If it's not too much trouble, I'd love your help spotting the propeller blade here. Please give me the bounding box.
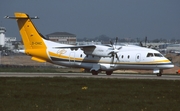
[110,40,113,45]
[115,37,118,44]
[108,51,113,56]
[111,55,114,63]
[140,41,143,47]
[117,47,122,50]
[116,53,120,61]
[145,36,147,46]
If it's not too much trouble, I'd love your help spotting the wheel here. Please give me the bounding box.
[106,71,113,75]
[91,70,98,75]
[156,70,163,77]
[156,73,162,76]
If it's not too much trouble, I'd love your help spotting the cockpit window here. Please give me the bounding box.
[147,53,153,57]
[147,53,163,57]
[154,53,163,57]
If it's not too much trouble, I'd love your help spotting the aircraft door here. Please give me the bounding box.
[135,53,141,62]
[69,52,75,65]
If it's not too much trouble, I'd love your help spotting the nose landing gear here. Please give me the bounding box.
[156,70,163,77]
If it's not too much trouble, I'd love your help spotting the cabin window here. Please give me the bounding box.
[121,55,124,58]
[154,53,163,57]
[147,53,153,57]
[80,54,82,57]
[128,55,130,59]
[137,56,139,59]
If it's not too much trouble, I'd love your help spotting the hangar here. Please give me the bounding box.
[46,32,76,45]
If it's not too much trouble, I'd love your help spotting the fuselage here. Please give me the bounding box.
[45,40,174,72]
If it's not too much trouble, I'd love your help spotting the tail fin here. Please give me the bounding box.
[14,12,47,49]
[5,12,50,62]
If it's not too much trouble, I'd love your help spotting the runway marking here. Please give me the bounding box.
[0,72,180,80]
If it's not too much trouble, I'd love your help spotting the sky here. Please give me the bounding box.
[0,0,180,41]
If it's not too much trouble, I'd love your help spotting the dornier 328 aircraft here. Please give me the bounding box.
[5,12,174,76]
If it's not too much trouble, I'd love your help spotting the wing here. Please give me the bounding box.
[53,45,96,50]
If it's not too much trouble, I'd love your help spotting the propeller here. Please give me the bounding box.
[139,41,143,47]
[145,36,147,46]
[108,37,121,63]
[139,36,148,47]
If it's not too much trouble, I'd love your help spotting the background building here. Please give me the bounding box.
[0,27,6,47]
[0,26,18,52]
[46,32,76,45]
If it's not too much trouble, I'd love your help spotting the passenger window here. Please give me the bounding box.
[80,54,82,57]
[137,56,139,59]
[128,55,130,59]
[147,53,153,57]
[121,55,124,58]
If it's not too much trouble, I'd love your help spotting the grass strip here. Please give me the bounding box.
[0,77,180,111]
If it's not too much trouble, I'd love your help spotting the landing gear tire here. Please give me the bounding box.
[106,71,113,75]
[156,73,162,77]
[91,70,98,75]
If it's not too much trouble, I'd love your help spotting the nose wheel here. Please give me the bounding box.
[156,73,162,76]
[156,70,163,76]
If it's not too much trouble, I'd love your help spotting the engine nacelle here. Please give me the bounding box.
[83,45,112,57]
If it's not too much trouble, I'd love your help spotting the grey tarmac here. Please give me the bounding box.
[0,72,180,80]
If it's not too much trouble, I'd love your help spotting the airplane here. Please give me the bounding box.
[4,12,174,76]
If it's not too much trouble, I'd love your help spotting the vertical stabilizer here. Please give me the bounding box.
[14,12,47,49]
[4,12,51,62]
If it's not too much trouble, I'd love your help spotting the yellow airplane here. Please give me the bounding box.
[5,12,174,76]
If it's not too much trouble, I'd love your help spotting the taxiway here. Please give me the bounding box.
[0,72,180,80]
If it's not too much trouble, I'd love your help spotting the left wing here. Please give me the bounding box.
[53,45,96,50]
[53,45,114,57]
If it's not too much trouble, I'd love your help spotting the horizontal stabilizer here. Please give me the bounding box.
[4,16,39,19]
[31,57,46,62]
[18,50,25,53]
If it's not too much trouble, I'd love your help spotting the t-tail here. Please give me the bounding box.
[5,12,50,62]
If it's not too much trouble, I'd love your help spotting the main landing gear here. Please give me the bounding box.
[91,70,98,75]
[106,71,113,75]
[91,70,113,75]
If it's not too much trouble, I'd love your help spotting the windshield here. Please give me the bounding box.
[147,53,163,57]
[154,53,163,57]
